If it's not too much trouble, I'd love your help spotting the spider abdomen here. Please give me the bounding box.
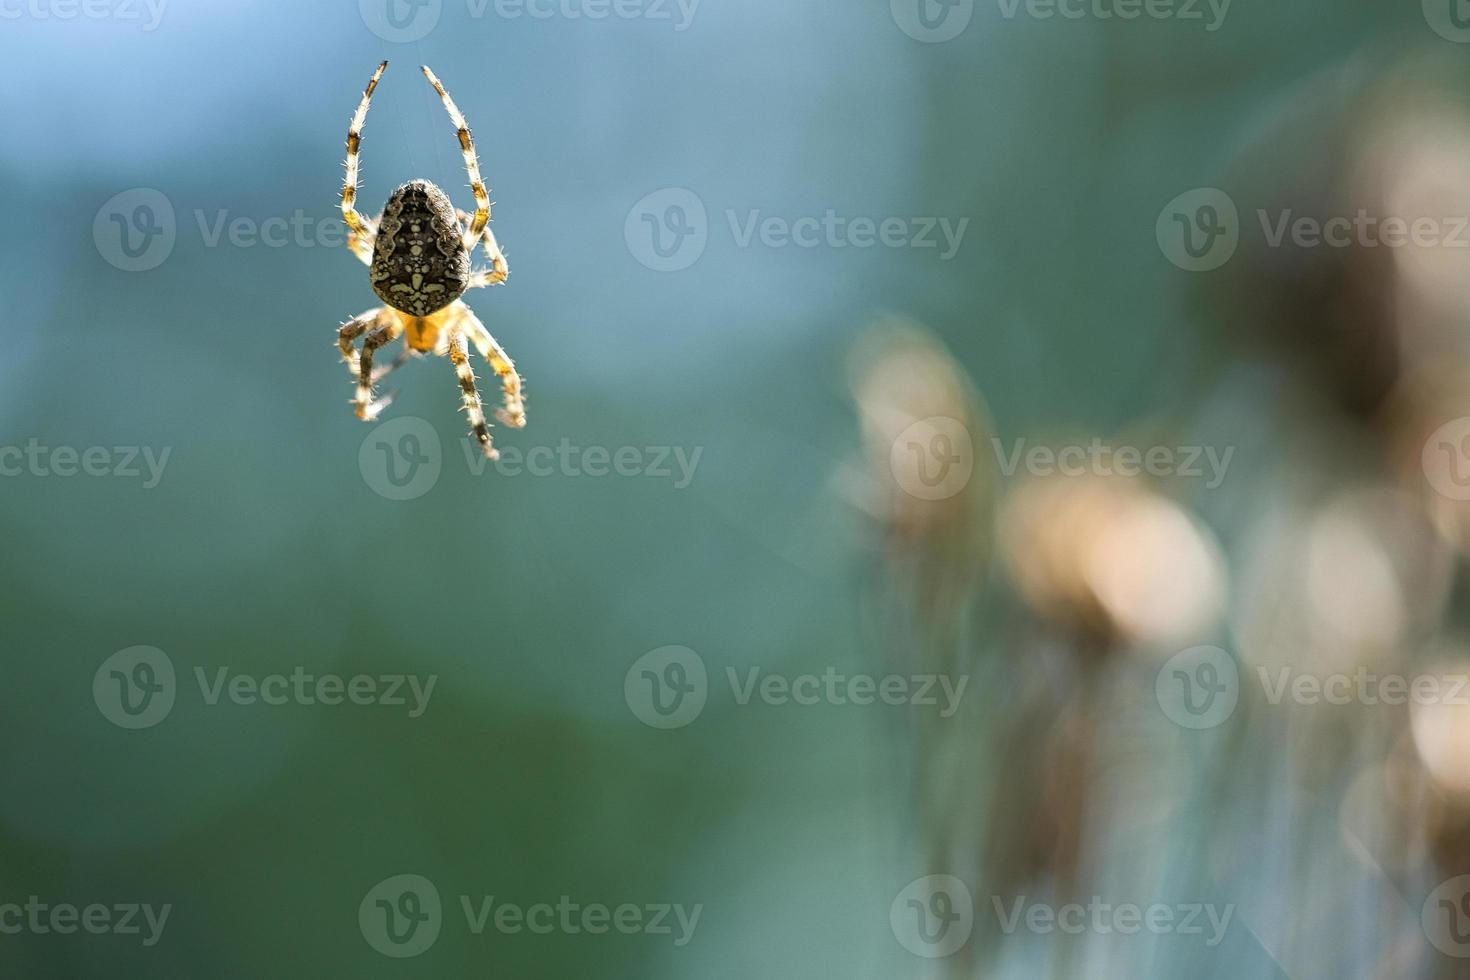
[369,179,470,317]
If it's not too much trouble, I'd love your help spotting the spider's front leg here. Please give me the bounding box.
[423,66,490,250]
[341,61,386,264]
[347,214,378,267]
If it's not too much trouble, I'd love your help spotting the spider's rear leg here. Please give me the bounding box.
[338,307,383,376]
[459,305,526,429]
[372,345,421,383]
[356,314,406,421]
[447,328,498,460]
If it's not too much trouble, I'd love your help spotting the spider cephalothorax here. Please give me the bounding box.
[336,62,525,460]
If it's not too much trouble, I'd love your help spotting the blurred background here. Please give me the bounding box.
[4,0,1470,976]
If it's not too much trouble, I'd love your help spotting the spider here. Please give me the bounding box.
[336,61,525,460]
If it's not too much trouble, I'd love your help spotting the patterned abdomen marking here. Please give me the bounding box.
[370,179,470,317]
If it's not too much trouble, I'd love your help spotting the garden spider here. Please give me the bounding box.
[337,61,525,460]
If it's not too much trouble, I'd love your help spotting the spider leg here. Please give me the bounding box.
[348,214,378,267]
[422,66,491,250]
[356,313,406,422]
[447,325,498,460]
[458,304,526,429]
[457,210,509,288]
[338,307,383,377]
[372,345,421,383]
[341,61,387,264]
